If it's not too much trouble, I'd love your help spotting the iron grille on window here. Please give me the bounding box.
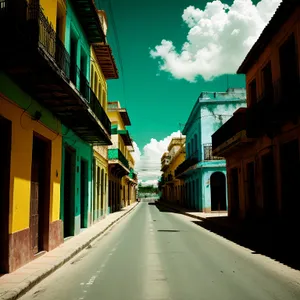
[203,144,224,160]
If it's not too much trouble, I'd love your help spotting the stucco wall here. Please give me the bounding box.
[65,0,91,88]
[60,125,93,234]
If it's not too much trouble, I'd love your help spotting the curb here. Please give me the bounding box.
[1,202,139,300]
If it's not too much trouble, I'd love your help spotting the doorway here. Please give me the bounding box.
[80,159,88,228]
[246,162,256,218]
[30,134,51,255]
[0,117,11,273]
[210,172,226,211]
[100,169,104,214]
[70,34,78,85]
[63,147,75,238]
[262,152,276,218]
[280,139,300,220]
[230,168,240,217]
[96,165,100,220]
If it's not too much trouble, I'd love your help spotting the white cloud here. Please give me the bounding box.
[131,141,141,163]
[150,0,282,81]
[138,179,159,187]
[134,131,182,185]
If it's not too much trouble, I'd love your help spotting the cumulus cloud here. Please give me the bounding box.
[138,179,159,187]
[134,131,182,185]
[131,141,141,163]
[150,0,282,81]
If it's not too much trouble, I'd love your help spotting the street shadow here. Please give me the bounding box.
[154,202,300,270]
[192,218,300,270]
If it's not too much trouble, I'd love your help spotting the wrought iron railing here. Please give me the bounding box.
[0,0,111,136]
[203,144,224,160]
[175,150,199,177]
[89,89,111,135]
[108,149,129,169]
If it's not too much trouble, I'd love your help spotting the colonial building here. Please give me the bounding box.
[0,0,114,273]
[212,0,300,221]
[91,9,118,222]
[160,138,186,205]
[107,101,137,212]
[176,89,246,212]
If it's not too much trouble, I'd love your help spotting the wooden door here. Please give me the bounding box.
[30,157,40,255]
[0,117,11,273]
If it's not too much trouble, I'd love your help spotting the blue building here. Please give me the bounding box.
[175,88,246,212]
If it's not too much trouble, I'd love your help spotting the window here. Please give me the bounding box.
[249,79,257,105]
[98,84,102,104]
[279,33,299,100]
[94,72,98,97]
[91,65,94,91]
[262,62,273,101]
[0,0,6,9]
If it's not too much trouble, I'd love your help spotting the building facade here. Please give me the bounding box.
[107,102,137,212]
[212,0,300,221]
[0,0,114,273]
[90,9,118,222]
[176,89,246,212]
[160,138,186,205]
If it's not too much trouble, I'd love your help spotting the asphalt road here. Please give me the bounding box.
[20,201,300,300]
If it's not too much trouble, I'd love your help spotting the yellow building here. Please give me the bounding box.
[124,151,138,205]
[90,10,118,222]
[0,0,66,273]
[160,138,186,205]
[0,0,110,272]
[107,101,137,212]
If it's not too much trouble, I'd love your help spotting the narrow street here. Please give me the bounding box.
[20,201,300,300]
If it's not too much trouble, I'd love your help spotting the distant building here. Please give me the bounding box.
[160,137,186,205]
[212,0,300,221]
[176,88,246,212]
[107,101,138,212]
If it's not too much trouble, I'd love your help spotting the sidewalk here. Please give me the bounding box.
[0,202,139,300]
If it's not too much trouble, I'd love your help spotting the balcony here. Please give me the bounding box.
[108,102,131,126]
[203,144,224,160]
[161,157,170,172]
[71,0,105,44]
[93,44,118,79]
[0,1,111,145]
[212,108,254,156]
[111,127,132,146]
[175,151,199,177]
[128,168,138,181]
[108,149,130,177]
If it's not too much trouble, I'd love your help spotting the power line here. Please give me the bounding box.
[105,0,127,109]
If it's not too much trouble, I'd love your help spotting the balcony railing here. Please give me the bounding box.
[129,168,138,181]
[0,0,111,137]
[76,67,111,135]
[108,149,129,169]
[212,109,247,150]
[203,144,224,160]
[175,150,199,177]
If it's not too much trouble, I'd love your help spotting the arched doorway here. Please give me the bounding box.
[210,172,226,211]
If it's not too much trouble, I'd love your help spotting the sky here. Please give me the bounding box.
[96,0,282,185]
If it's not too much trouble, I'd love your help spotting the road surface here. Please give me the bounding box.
[20,200,300,300]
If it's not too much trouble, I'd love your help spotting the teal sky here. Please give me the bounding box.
[96,0,251,149]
